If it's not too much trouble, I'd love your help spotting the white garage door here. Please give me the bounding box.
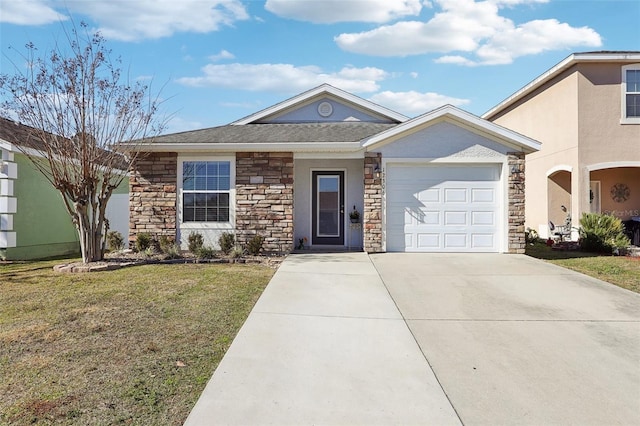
[386,164,502,252]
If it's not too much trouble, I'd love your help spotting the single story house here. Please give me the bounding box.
[484,51,640,243]
[128,84,540,254]
[0,117,129,260]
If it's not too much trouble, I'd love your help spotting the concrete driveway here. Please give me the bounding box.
[185,252,640,425]
[372,253,640,425]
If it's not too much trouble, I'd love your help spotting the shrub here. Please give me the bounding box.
[135,232,152,252]
[525,227,539,244]
[197,246,215,260]
[246,234,265,256]
[231,246,245,259]
[158,235,174,254]
[218,232,235,255]
[106,230,124,251]
[163,244,182,260]
[188,232,204,255]
[579,213,630,253]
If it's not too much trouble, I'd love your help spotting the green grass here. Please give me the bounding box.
[0,260,274,425]
[526,241,640,294]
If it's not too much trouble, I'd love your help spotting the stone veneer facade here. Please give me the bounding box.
[129,153,177,246]
[235,152,294,254]
[363,153,383,253]
[507,152,526,253]
[128,150,527,255]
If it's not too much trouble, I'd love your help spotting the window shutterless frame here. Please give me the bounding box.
[182,160,231,222]
[622,64,640,124]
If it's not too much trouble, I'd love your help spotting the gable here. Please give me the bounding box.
[232,84,407,125]
[256,95,397,124]
[376,121,511,159]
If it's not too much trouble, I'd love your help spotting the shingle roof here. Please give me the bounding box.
[0,117,48,149]
[149,122,398,144]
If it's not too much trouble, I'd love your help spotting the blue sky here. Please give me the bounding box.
[1,0,639,133]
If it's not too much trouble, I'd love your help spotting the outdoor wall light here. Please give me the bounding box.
[510,164,521,179]
[374,164,382,179]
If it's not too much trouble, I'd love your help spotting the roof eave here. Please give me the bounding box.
[364,105,540,154]
[122,141,365,153]
[483,52,640,120]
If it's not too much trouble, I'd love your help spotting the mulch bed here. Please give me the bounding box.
[53,250,284,273]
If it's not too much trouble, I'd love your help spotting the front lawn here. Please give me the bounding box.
[526,241,640,294]
[0,261,274,425]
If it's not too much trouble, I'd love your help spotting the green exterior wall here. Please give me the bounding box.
[1,154,80,260]
[0,153,130,261]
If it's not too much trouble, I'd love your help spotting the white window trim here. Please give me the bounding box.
[621,64,640,124]
[177,155,235,231]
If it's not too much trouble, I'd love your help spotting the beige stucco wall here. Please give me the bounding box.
[490,68,580,236]
[490,61,640,236]
[590,167,640,220]
[577,63,640,220]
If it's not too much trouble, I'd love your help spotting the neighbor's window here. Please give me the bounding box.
[182,161,230,222]
[623,65,640,122]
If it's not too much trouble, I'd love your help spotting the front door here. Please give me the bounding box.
[312,171,345,246]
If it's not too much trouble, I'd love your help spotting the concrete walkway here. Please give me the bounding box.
[185,252,640,425]
[184,252,461,425]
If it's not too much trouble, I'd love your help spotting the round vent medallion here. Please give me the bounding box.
[317,101,333,117]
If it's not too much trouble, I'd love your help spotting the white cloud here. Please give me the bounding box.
[265,0,423,23]
[369,90,470,115]
[472,19,602,65]
[164,116,204,134]
[4,0,249,41]
[0,0,67,25]
[336,0,601,64]
[177,63,388,93]
[209,49,235,62]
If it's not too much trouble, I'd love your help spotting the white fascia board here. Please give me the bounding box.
[483,52,640,119]
[231,84,408,125]
[363,105,541,153]
[128,141,365,153]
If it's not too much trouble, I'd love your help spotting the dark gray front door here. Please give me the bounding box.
[312,171,345,246]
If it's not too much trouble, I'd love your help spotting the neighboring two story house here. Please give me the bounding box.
[484,52,640,243]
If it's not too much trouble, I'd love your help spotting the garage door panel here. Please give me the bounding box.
[444,234,467,248]
[471,211,494,226]
[444,188,467,203]
[444,211,467,225]
[420,210,440,225]
[417,233,439,248]
[386,164,501,252]
[472,188,495,203]
[472,234,494,248]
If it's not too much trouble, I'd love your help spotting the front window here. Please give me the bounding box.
[182,161,230,222]
[622,65,640,123]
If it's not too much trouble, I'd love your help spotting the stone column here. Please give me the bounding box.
[508,152,526,253]
[236,152,294,254]
[129,153,177,247]
[363,152,383,253]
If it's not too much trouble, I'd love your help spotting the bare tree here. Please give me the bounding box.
[0,22,163,263]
